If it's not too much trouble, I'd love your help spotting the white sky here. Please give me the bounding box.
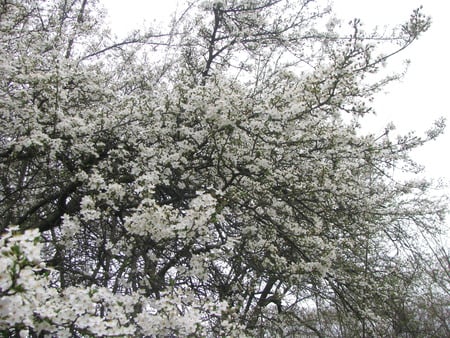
[104,0,450,185]
[332,0,450,184]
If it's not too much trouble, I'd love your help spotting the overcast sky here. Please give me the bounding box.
[333,0,449,184]
[104,0,450,185]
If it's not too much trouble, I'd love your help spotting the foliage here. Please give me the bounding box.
[0,0,448,336]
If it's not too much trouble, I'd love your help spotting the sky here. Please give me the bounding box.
[332,0,450,183]
[104,0,450,186]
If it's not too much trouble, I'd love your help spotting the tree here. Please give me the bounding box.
[0,0,448,336]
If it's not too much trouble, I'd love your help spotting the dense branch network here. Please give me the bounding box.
[0,0,448,337]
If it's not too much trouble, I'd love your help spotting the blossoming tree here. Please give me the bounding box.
[0,0,448,336]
